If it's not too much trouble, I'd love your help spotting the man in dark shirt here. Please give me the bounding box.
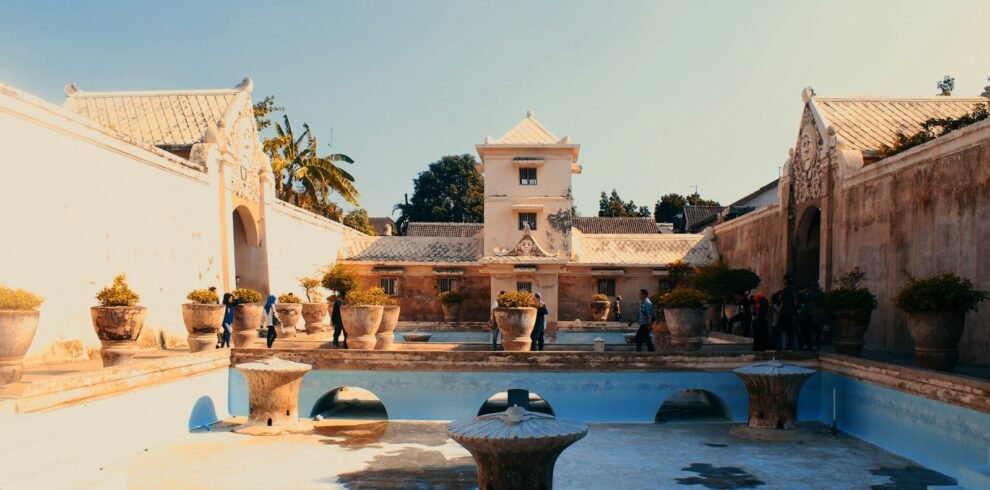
[531,292,549,351]
[629,289,656,352]
[778,275,797,350]
[332,291,347,349]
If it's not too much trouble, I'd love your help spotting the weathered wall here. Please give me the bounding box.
[266,201,351,299]
[557,270,656,322]
[356,269,490,322]
[833,122,990,363]
[713,205,787,295]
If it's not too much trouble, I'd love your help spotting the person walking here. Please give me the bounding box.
[628,289,656,352]
[219,292,237,349]
[752,293,771,351]
[331,292,347,349]
[531,292,549,351]
[613,295,622,322]
[491,291,505,350]
[263,295,281,349]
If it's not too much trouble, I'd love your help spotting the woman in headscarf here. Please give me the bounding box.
[219,293,237,349]
[263,295,281,349]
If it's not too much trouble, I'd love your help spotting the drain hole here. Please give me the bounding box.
[267,418,272,426]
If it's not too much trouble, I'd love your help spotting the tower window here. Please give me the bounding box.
[519,168,537,185]
[518,213,537,230]
[379,277,398,296]
[516,282,533,293]
[438,278,457,293]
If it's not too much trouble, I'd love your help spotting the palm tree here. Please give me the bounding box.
[267,115,360,214]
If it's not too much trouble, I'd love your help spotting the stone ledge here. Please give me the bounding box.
[1,350,230,414]
[231,349,818,372]
[819,353,990,414]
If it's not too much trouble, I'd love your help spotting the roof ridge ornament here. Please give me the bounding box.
[234,77,253,92]
[64,82,80,97]
[801,86,815,104]
[526,109,534,118]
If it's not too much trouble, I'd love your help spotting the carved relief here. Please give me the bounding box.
[792,108,826,204]
[225,101,264,202]
[499,226,553,257]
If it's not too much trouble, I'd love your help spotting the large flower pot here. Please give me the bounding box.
[830,309,872,357]
[442,303,461,322]
[663,307,707,351]
[705,304,721,332]
[340,305,384,349]
[376,305,400,350]
[275,304,303,338]
[589,301,610,321]
[301,303,328,334]
[906,311,966,372]
[181,303,224,353]
[232,303,264,348]
[652,319,671,352]
[494,307,537,351]
[0,310,40,384]
[91,306,146,367]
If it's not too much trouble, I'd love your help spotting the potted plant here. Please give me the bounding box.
[722,268,761,325]
[439,291,466,322]
[590,293,610,321]
[182,288,224,353]
[341,287,388,349]
[276,293,304,338]
[493,290,538,351]
[0,285,43,384]
[376,297,400,351]
[300,277,328,335]
[91,274,145,367]
[691,263,729,331]
[825,268,877,356]
[661,287,710,351]
[894,273,989,372]
[322,264,358,295]
[231,287,265,348]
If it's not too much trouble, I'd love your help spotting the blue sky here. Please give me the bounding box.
[2,0,988,218]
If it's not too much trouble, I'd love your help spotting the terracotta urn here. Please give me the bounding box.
[589,301,610,321]
[652,320,671,351]
[829,308,872,357]
[181,303,224,353]
[494,307,537,351]
[375,305,400,350]
[340,305,384,349]
[705,304,722,331]
[663,307,707,351]
[275,303,303,338]
[90,306,146,367]
[441,302,461,322]
[0,310,40,384]
[232,303,264,348]
[905,311,966,372]
[301,302,328,334]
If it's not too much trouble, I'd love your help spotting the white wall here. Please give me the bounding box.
[265,201,352,299]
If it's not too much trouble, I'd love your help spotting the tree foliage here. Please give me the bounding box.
[393,154,484,234]
[654,193,721,223]
[597,189,651,217]
[877,103,990,159]
[936,75,955,96]
[343,208,377,235]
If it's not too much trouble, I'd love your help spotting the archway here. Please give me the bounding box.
[310,386,388,420]
[656,389,731,423]
[232,206,267,293]
[793,207,821,287]
[477,389,555,417]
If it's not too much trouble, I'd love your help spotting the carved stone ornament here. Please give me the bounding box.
[226,101,263,202]
[792,108,826,204]
[499,225,552,257]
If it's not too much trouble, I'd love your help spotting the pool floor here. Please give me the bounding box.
[101,420,953,489]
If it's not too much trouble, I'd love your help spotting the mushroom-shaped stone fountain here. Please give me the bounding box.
[447,406,587,490]
[734,359,815,430]
[234,356,312,436]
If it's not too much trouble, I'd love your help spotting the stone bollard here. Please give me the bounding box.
[734,359,815,430]
[447,406,587,490]
[593,337,605,352]
[234,356,312,436]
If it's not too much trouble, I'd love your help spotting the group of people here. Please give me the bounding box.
[489,291,550,351]
[726,274,826,352]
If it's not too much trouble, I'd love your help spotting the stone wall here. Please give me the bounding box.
[357,270,490,322]
[558,271,657,322]
[713,205,787,295]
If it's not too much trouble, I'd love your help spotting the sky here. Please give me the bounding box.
[2,0,988,218]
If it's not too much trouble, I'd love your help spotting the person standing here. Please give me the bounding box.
[531,292,549,351]
[491,291,505,350]
[219,293,237,349]
[628,289,656,352]
[332,292,347,349]
[779,275,798,351]
[613,295,622,322]
[752,294,771,351]
[263,295,281,349]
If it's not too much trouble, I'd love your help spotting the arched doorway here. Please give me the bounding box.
[232,206,268,293]
[656,389,731,423]
[793,207,821,287]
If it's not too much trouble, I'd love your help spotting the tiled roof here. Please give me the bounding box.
[573,217,659,234]
[339,236,481,263]
[490,111,562,145]
[683,206,725,232]
[571,231,716,266]
[811,96,989,152]
[406,222,484,238]
[64,86,241,149]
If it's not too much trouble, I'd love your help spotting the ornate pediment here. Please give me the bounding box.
[497,226,553,257]
[792,107,826,204]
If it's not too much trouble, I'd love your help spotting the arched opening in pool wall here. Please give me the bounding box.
[310,386,389,420]
[477,388,555,417]
[656,389,732,423]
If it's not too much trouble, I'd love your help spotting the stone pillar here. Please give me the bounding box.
[234,356,312,435]
[447,406,587,490]
[734,359,815,429]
